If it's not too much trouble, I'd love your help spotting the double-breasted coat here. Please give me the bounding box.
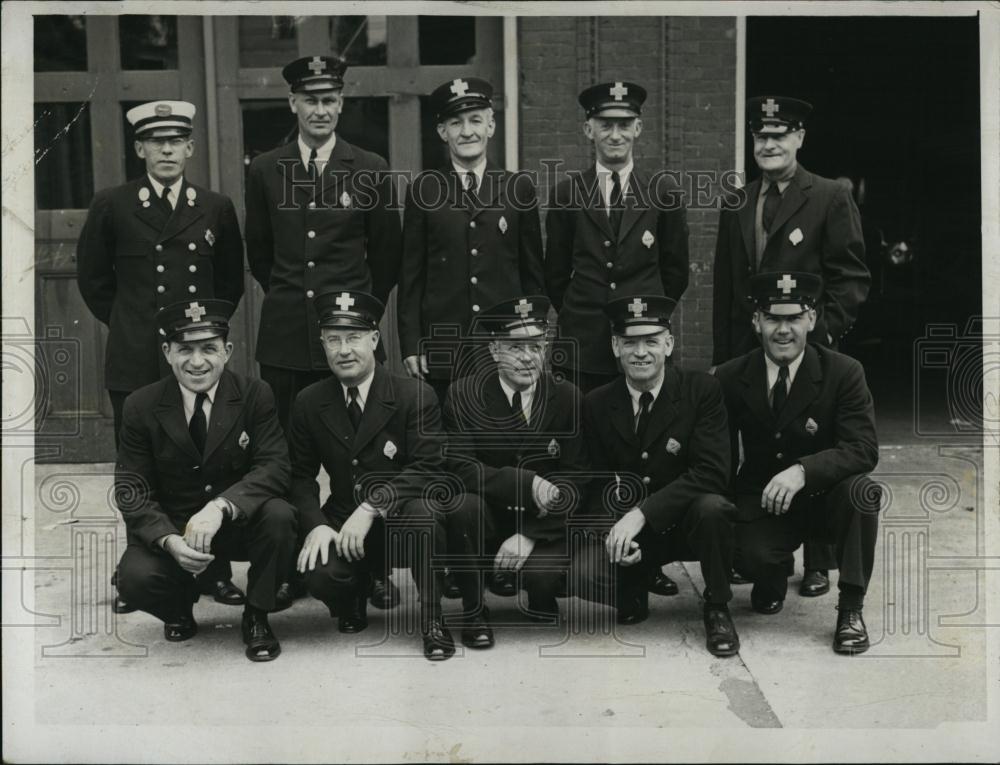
[544,166,689,375]
[76,177,245,392]
[712,165,870,364]
[245,138,402,371]
[114,369,290,549]
[442,372,589,543]
[397,166,544,378]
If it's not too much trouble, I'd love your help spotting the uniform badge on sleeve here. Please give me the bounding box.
[666,437,682,455]
[138,187,151,208]
[238,431,250,450]
[186,187,197,207]
[805,417,819,435]
[383,440,398,459]
[547,438,560,457]
[499,216,508,234]
[789,227,804,246]
[341,191,352,209]
[642,229,655,249]
[204,228,215,246]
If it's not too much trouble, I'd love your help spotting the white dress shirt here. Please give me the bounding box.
[179,380,219,426]
[596,159,634,213]
[498,376,535,423]
[298,132,337,173]
[625,375,664,417]
[452,157,487,192]
[147,175,183,209]
[341,369,375,412]
[764,350,805,406]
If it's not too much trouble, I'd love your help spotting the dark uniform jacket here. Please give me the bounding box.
[582,365,730,532]
[545,166,689,375]
[245,137,402,371]
[442,372,589,542]
[397,165,544,376]
[713,344,879,520]
[288,366,446,533]
[114,369,290,549]
[712,165,870,364]
[76,177,245,392]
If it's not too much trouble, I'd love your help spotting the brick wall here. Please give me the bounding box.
[519,16,738,369]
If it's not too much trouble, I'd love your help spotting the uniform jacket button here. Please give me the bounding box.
[156,265,165,273]
[776,452,784,460]
[472,304,480,312]
[205,484,213,493]
[307,261,315,268]
[469,221,476,228]
[470,276,478,285]
[188,243,196,251]
[470,248,478,256]
[641,451,649,460]
[351,459,359,466]
[308,201,316,209]
[642,476,651,485]
[606,262,613,269]
[189,264,197,273]
[188,285,197,293]
[610,282,617,290]
[155,244,163,252]
[306,290,315,298]
[603,240,611,247]
[307,230,316,238]
[775,432,781,439]
[157,285,166,293]
[354,484,362,492]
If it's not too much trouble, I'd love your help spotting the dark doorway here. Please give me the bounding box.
[746,16,982,443]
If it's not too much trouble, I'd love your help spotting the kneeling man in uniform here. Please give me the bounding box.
[115,300,297,661]
[572,295,740,657]
[289,290,485,661]
[714,272,880,653]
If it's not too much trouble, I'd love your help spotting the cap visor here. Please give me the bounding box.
[168,327,226,343]
[617,323,670,337]
[320,317,375,330]
[590,107,640,119]
[137,127,192,139]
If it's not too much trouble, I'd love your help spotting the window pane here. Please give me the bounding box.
[119,15,178,70]
[35,102,93,210]
[121,102,148,182]
[238,16,298,68]
[242,97,390,169]
[35,15,87,71]
[419,16,476,65]
[331,16,387,66]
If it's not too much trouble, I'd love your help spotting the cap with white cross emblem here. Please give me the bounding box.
[430,77,494,121]
[748,270,822,312]
[282,55,347,93]
[746,95,813,135]
[157,299,234,342]
[578,81,647,118]
[314,289,385,330]
[605,294,676,337]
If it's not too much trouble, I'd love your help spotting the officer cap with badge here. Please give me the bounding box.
[282,55,348,93]
[314,290,385,331]
[578,81,647,119]
[605,295,677,337]
[126,101,196,139]
[477,295,551,339]
[748,271,823,315]
[430,77,494,122]
[157,299,234,343]
[747,95,813,136]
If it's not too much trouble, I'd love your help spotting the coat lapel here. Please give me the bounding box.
[469,164,505,221]
[275,140,319,206]
[616,167,646,243]
[608,377,639,448]
[319,137,357,209]
[202,371,242,463]
[154,379,202,462]
[351,366,397,457]
[318,378,355,452]
[763,167,811,252]
[578,168,615,241]
[484,375,524,447]
[133,178,170,233]
[738,178,760,266]
[640,366,680,450]
[776,344,822,430]
[739,350,774,428]
[158,179,205,242]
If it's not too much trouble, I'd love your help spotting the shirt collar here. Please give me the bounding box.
[341,369,375,408]
[178,379,219,414]
[452,158,487,187]
[497,374,535,406]
[147,174,183,199]
[298,132,337,167]
[764,349,805,389]
[761,165,796,193]
[597,159,634,182]
[625,375,663,411]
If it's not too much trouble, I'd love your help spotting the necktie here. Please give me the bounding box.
[189,392,208,454]
[347,386,363,432]
[159,185,173,215]
[635,391,653,441]
[463,171,479,206]
[511,390,527,428]
[772,365,789,416]
[308,147,318,176]
[609,171,624,236]
[762,183,781,232]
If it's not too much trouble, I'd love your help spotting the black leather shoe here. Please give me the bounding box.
[202,579,246,606]
[242,609,281,662]
[337,595,368,634]
[422,617,456,661]
[443,571,462,600]
[112,594,137,614]
[703,605,740,657]
[163,614,197,642]
[370,575,400,610]
[833,608,870,654]
[751,597,784,615]
[728,569,752,585]
[648,569,679,596]
[488,570,517,597]
[460,607,495,649]
[616,591,649,625]
[799,569,831,597]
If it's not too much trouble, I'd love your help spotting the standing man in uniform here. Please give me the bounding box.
[545,81,689,596]
[442,296,589,629]
[714,272,880,653]
[77,100,247,611]
[245,56,403,610]
[712,96,871,596]
[398,77,544,405]
[115,300,297,662]
[571,296,740,658]
[289,290,486,661]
